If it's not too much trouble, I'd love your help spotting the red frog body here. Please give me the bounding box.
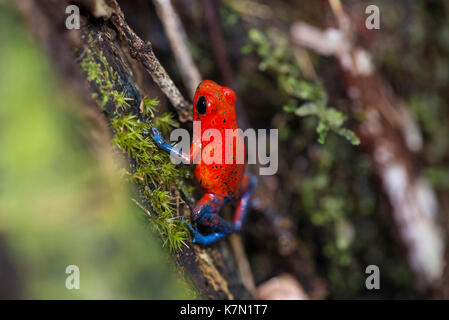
[193,80,245,198]
[149,80,256,245]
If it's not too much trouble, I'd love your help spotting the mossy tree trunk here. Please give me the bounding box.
[17,0,248,299]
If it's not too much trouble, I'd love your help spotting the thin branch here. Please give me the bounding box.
[105,0,193,122]
[203,0,234,87]
[229,234,256,296]
[132,198,152,217]
[153,0,202,99]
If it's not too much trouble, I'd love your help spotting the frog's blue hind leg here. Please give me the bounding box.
[184,193,234,245]
[182,176,257,244]
[233,174,257,232]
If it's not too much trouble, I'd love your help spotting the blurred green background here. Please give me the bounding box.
[0,4,192,299]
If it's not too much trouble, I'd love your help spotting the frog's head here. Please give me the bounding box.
[193,80,236,121]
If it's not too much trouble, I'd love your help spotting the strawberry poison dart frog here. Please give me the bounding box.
[147,80,257,245]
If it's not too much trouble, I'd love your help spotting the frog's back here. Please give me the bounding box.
[193,80,246,197]
[195,161,245,198]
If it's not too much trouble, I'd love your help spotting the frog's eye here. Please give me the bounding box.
[196,96,207,115]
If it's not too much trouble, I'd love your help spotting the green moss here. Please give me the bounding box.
[80,47,131,110]
[80,36,192,252]
[111,113,193,252]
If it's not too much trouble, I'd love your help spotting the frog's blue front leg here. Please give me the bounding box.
[145,126,189,162]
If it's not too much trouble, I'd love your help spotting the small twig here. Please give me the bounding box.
[203,0,234,87]
[229,234,256,296]
[328,0,351,35]
[132,198,152,217]
[153,0,202,99]
[292,47,317,80]
[125,170,145,181]
[106,0,193,121]
[223,0,273,21]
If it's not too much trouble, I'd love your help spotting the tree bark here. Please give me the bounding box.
[16,0,248,299]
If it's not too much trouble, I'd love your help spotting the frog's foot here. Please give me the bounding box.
[184,193,235,245]
[181,218,229,245]
[233,174,257,232]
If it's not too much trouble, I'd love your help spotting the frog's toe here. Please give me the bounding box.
[151,133,164,147]
[181,218,195,232]
[181,218,200,243]
[151,126,160,137]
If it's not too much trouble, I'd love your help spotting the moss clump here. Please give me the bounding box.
[80,37,192,252]
[111,107,193,252]
[80,45,132,110]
